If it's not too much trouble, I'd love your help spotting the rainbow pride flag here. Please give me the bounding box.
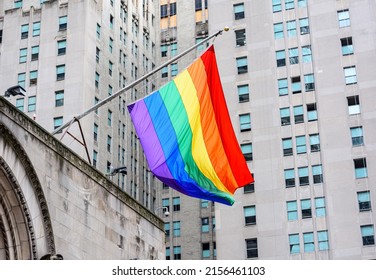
[127,46,253,205]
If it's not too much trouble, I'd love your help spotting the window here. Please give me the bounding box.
[344,66,357,84]
[58,40,66,55]
[161,45,167,57]
[31,46,39,61]
[27,96,36,112]
[318,230,329,251]
[16,98,24,111]
[29,70,38,85]
[18,73,26,88]
[160,4,168,18]
[53,116,63,130]
[301,199,312,219]
[21,24,29,39]
[358,191,371,212]
[162,198,170,212]
[304,74,315,91]
[236,57,248,74]
[164,223,171,236]
[237,84,249,102]
[280,107,290,125]
[0,30,2,44]
[241,143,253,161]
[289,48,299,64]
[235,29,246,47]
[299,18,309,35]
[310,134,320,152]
[59,16,67,31]
[244,181,255,193]
[354,158,367,178]
[96,47,100,63]
[173,221,180,237]
[107,110,112,126]
[315,197,326,217]
[347,95,360,115]
[351,126,364,146]
[201,218,209,233]
[298,167,309,186]
[19,48,27,63]
[109,37,113,53]
[244,206,256,225]
[289,234,300,254]
[202,243,210,258]
[341,37,353,55]
[171,63,178,77]
[302,45,312,62]
[234,3,245,20]
[195,0,208,10]
[296,136,306,154]
[312,165,323,183]
[239,113,251,132]
[303,232,314,252]
[361,225,375,246]
[293,105,304,123]
[93,123,98,142]
[56,65,65,80]
[110,14,114,29]
[92,150,97,167]
[272,0,282,13]
[287,20,296,37]
[173,197,180,211]
[285,0,294,10]
[173,246,181,260]
[338,9,350,28]
[161,66,168,78]
[15,0,23,8]
[287,201,298,221]
[96,23,101,39]
[245,238,258,258]
[32,22,41,36]
[95,72,100,88]
[285,168,295,187]
[274,23,284,39]
[108,85,113,96]
[278,78,288,96]
[109,61,113,76]
[282,138,293,156]
[201,199,209,208]
[291,76,301,94]
[298,0,307,7]
[276,50,286,67]
[307,103,317,121]
[107,135,112,152]
[165,247,170,260]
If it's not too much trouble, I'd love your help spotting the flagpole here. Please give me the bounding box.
[52,28,229,135]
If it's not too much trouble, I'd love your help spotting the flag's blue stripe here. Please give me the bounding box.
[143,90,233,205]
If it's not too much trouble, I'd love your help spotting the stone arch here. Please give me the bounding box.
[0,124,55,259]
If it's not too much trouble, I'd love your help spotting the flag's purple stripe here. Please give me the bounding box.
[128,99,190,196]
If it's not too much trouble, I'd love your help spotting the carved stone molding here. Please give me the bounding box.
[0,124,56,258]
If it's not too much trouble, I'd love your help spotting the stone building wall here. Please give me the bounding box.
[0,96,164,260]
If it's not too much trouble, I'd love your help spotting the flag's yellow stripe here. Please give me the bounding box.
[174,70,231,194]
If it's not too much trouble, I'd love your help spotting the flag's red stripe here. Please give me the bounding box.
[202,46,254,187]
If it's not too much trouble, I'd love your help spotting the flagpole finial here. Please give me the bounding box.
[224,27,230,32]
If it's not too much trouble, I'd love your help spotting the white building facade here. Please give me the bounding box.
[210,0,376,259]
[0,0,161,211]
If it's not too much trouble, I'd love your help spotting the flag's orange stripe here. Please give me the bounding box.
[188,59,238,194]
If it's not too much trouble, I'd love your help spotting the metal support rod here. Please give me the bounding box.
[52,28,227,135]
